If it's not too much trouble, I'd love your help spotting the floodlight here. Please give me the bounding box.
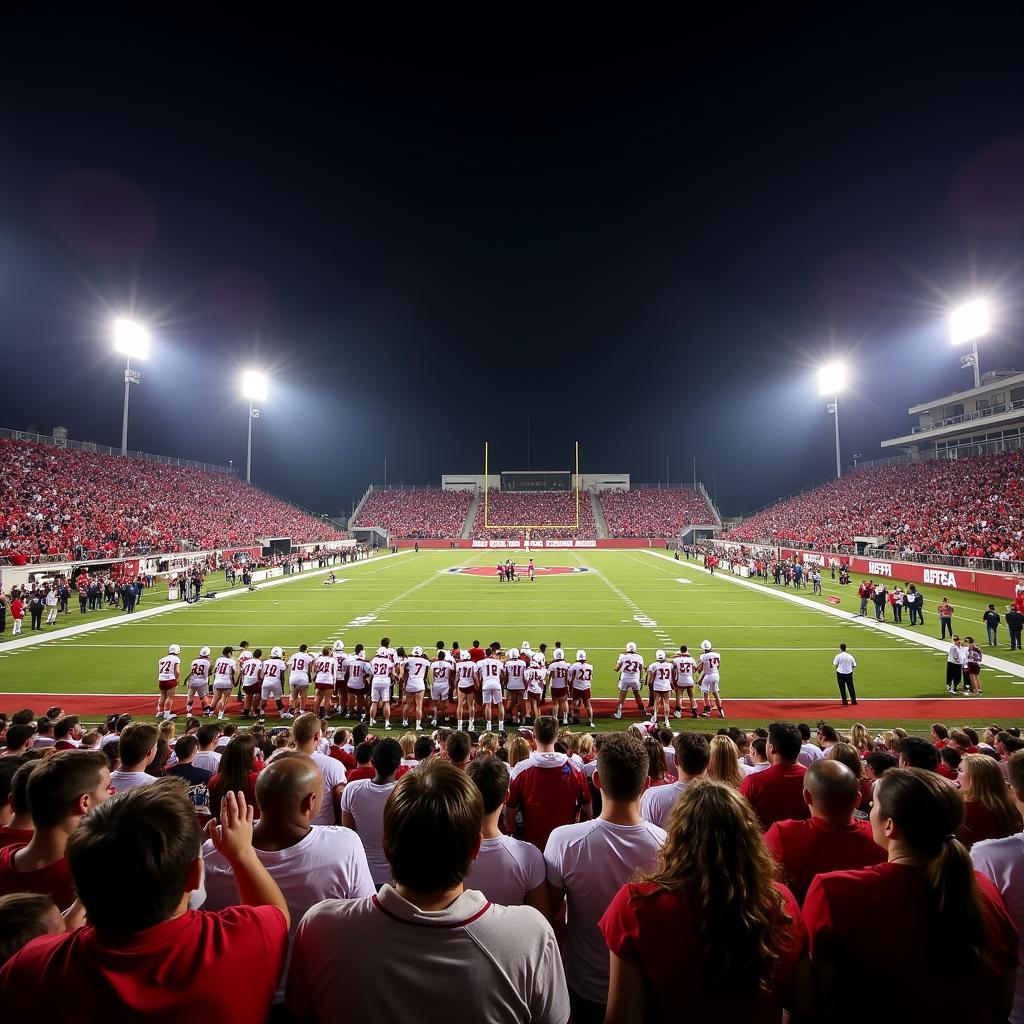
[950,299,991,346]
[817,362,846,397]
[241,370,268,402]
[112,318,151,360]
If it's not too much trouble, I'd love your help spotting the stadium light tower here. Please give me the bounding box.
[112,318,151,456]
[241,370,268,483]
[817,361,846,479]
[950,298,991,389]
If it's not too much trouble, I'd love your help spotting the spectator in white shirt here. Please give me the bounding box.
[287,759,569,1024]
[202,753,374,1004]
[464,754,548,916]
[108,723,158,791]
[797,723,825,767]
[545,731,666,1024]
[640,732,709,828]
[291,714,346,826]
[340,737,401,885]
[744,736,771,775]
[972,749,1024,1024]
[191,724,223,774]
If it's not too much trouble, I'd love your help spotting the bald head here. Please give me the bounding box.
[255,753,322,819]
[804,758,861,819]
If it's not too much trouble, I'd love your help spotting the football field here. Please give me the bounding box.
[3,548,1024,729]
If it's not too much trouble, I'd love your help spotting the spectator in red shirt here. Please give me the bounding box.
[931,722,950,749]
[803,768,1019,1020]
[9,597,23,636]
[764,759,885,904]
[0,781,289,1022]
[740,722,809,830]
[505,715,592,850]
[1,725,33,758]
[938,745,962,781]
[600,779,809,1021]
[956,753,1023,849]
[0,760,35,850]
[0,751,110,910]
[346,742,376,781]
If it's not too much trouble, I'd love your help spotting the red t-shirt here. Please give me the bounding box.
[507,754,590,850]
[0,826,34,850]
[600,880,806,1017]
[468,647,487,662]
[0,906,287,1022]
[0,845,75,909]
[803,862,1018,1018]
[957,800,1018,849]
[328,746,357,772]
[763,816,886,904]
[346,766,375,782]
[740,763,809,830]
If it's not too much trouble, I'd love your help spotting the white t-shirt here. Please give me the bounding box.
[157,653,180,682]
[109,770,157,792]
[614,653,644,686]
[340,778,397,884]
[639,780,689,829]
[287,886,569,1024]
[202,825,375,1003]
[477,657,504,691]
[544,818,666,1002]
[972,832,1024,1024]
[797,743,825,767]
[310,751,347,826]
[833,651,856,674]
[192,750,222,773]
[464,834,546,907]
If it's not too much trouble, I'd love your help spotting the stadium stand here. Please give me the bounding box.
[729,451,1024,559]
[470,490,597,540]
[599,487,715,538]
[349,488,473,539]
[0,437,345,563]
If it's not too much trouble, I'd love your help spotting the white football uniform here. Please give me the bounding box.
[699,651,722,693]
[212,656,236,690]
[261,657,287,700]
[648,660,673,693]
[241,657,264,692]
[548,661,570,693]
[477,657,504,704]
[344,654,369,691]
[504,658,527,691]
[157,653,180,685]
[567,661,594,693]
[430,659,453,700]
[404,655,430,694]
[370,655,392,703]
[288,651,313,687]
[672,654,697,690]
[526,665,547,697]
[186,657,210,696]
[456,660,478,692]
[615,653,644,691]
[313,655,337,689]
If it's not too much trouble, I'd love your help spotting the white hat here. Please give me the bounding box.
[522,640,532,650]
[412,645,423,657]
[271,646,283,658]
[656,649,666,661]
[460,650,471,661]
[625,641,637,653]
[553,648,565,661]
[333,640,345,652]
[509,648,520,658]
[168,644,180,655]
[576,649,587,662]
[532,653,545,666]
[701,639,713,652]
[199,646,210,658]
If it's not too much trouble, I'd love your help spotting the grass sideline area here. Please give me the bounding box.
[2,549,1023,732]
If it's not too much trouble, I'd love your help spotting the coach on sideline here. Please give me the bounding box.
[832,644,857,706]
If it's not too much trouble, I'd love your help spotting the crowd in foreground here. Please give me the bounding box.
[1,709,1023,1022]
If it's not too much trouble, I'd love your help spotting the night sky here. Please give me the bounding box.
[2,11,1024,517]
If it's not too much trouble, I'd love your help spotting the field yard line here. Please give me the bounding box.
[0,551,412,657]
[639,550,1024,680]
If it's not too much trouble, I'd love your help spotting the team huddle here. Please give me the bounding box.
[153,635,726,729]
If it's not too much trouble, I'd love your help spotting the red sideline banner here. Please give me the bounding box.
[396,538,669,550]
[779,547,1021,600]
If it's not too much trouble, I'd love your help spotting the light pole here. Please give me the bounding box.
[817,362,847,479]
[241,370,268,483]
[112,318,151,456]
[950,299,990,389]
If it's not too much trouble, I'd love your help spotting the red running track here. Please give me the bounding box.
[3,694,1023,721]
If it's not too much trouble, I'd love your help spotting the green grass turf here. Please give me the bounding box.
[1,548,1021,709]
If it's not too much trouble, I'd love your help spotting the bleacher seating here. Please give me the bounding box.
[349,489,473,538]
[599,487,715,538]
[0,437,345,562]
[729,451,1024,559]
[470,490,597,540]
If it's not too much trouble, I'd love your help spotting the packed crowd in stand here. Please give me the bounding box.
[349,488,473,538]
[2,707,1024,1021]
[471,490,598,540]
[0,437,345,563]
[598,487,715,537]
[729,450,1024,559]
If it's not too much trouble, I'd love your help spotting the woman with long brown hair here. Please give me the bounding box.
[643,736,674,787]
[600,779,809,1020]
[208,734,259,819]
[804,768,1017,1020]
[706,734,743,788]
[957,753,1023,848]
